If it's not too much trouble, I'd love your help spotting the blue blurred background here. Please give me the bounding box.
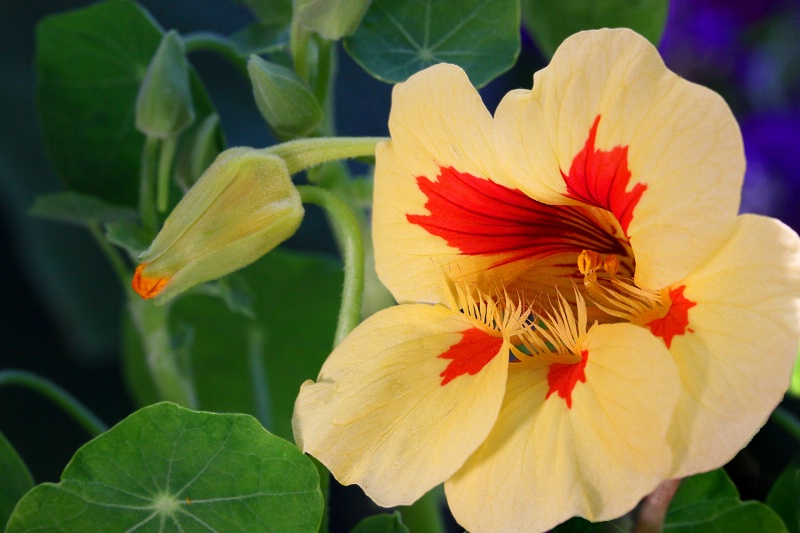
[0,0,798,527]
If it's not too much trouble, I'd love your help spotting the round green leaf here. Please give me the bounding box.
[344,0,520,88]
[521,0,669,58]
[6,402,323,532]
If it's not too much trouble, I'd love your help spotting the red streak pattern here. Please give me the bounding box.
[546,350,589,409]
[438,328,504,386]
[562,115,645,236]
[407,167,626,263]
[646,285,696,348]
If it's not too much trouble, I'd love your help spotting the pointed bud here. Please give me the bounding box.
[136,30,195,138]
[248,55,323,138]
[132,147,303,303]
[293,0,371,40]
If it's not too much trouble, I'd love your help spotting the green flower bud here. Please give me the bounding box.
[247,55,323,138]
[293,0,371,40]
[132,147,303,303]
[136,30,195,138]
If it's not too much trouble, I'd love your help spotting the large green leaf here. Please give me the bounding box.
[124,248,342,441]
[0,430,34,529]
[768,458,800,533]
[6,402,323,532]
[521,0,669,58]
[36,0,221,206]
[344,0,520,87]
[664,469,788,532]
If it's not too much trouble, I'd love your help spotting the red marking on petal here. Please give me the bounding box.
[408,167,627,263]
[647,285,696,348]
[546,350,588,409]
[132,263,169,300]
[438,328,504,386]
[562,115,645,236]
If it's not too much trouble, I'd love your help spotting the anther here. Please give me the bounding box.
[577,250,602,275]
[603,254,620,275]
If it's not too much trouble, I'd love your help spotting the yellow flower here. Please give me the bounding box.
[132,147,303,303]
[292,29,800,532]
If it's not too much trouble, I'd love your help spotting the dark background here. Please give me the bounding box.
[1,0,799,530]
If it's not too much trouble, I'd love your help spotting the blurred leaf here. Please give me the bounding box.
[351,511,409,533]
[235,0,293,26]
[768,458,800,533]
[664,469,788,532]
[790,345,800,396]
[104,220,155,260]
[551,517,609,532]
[294,0,371,40]
[36,0,219,206]
[344,0,519,87]
[521,0,669,58]
[0,430,34,528]
[6,403,323,532]
[124,249,342,441]
[30,192,138,227]
[230,22,290,55]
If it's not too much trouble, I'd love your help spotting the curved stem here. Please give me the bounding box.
[264,137,386,175]
[127,296,198,408]
[139,136,160,234]
[182,31,247,76]
[297,185,364,346]
[157,136,179,213]
[771,405,800,443]
[0,370,107,437]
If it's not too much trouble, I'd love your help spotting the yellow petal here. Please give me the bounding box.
[446,323,679,532]
[292,303,509,507]
[666,215,800,477]
[373,63,515,304]
[494,28,744,290]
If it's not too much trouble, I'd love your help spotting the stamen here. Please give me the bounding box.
[577,249,668,325]
[516,286,587,363]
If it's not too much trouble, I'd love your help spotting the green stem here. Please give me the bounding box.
[128,296,198,408]
[264,137,386,175]
[139,136,160,234]
[771,405,800,443]
[157,136,179,213]
[398,489,445,533]
[297,185,364,346]
[87,222,131,288]
[183,31,247,76]
[0,370,107,437]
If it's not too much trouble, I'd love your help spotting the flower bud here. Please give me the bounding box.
[132,147,303,303]
[136,30,195,138]
[247,55,323,138]
[293,0,371,40]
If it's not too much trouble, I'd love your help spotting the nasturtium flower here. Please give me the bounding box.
[293,29,800,532]
[132,147,303,303]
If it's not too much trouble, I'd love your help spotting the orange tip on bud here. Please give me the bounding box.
[132,263,168,300]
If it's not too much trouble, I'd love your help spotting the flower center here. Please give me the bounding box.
[577,249,670,327]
